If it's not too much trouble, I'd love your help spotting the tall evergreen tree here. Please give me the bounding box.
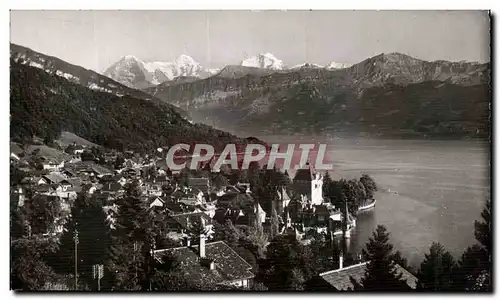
[261,235,313,291]
[350,225,411,291]
[49,193,112,289]
[390,250,413,273]
[474,197,491,258]
[309,232,340,273]
[214,219,241,249]
[455,198,491,291]
[107,181,154,290]
[114,181,151,243]
[106,240,145,291]
[245,218,268,260]
[322,171,334,201]
[417,242,457,291]
[247,161,262,191]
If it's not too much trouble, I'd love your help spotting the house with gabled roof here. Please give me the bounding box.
[32,184,56,195]
[153,237,255,289]
[90,164,113,178]
[172,187,205,206]
[123,159,138,169]
[149,196,165,209]
[214,191,259,226]
[61,168,78,178]
[42,173,67,185]
[21,176,48,186]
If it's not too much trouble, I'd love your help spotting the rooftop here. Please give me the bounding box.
[153,241,254,286]
[319,262,417,291]
[169,212,213,231]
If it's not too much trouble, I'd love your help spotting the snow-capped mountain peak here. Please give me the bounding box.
[104,54,216,89]
[241,53,285,70]
[326,61,352,70]
[174,54,198,66]
[123,55,140,61]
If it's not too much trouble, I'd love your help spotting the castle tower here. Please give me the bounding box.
[311,172,324,205]
[292,162,323,206]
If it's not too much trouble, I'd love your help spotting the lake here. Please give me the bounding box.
[260,136,490,267]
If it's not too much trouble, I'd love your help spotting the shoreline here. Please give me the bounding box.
[357,199,376,212]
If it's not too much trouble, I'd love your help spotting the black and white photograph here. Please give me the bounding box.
[8,9,492,292]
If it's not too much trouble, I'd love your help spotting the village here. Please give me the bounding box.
[10,138,415,291]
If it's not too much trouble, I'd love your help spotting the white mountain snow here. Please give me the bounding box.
[103,51,352,89]
[241,53,285,70]
[104,55,219,89]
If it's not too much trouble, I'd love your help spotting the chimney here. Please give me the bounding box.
[199,234,206,258]
[184,236,191,247]
[339,253,344,270]
[200,258,215,270]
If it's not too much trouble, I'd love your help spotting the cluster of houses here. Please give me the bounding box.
[10,141,416,290]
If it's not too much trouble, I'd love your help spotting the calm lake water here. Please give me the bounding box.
[260,136,490,267]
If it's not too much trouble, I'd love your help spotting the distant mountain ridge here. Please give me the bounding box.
[103,52,358,89]
[241,53,285,70]
[103,54,219,89]
[106,51,488,90]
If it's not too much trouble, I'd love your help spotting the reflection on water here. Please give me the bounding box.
[262,136,490,267]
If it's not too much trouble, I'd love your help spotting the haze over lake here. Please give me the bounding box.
[262,136,490,266]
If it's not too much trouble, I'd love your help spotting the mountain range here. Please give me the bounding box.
[103,52,353,89]
[10,43,491,142]
[103,54,220,89]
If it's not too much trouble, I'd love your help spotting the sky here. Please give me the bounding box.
[10,10,490,73]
